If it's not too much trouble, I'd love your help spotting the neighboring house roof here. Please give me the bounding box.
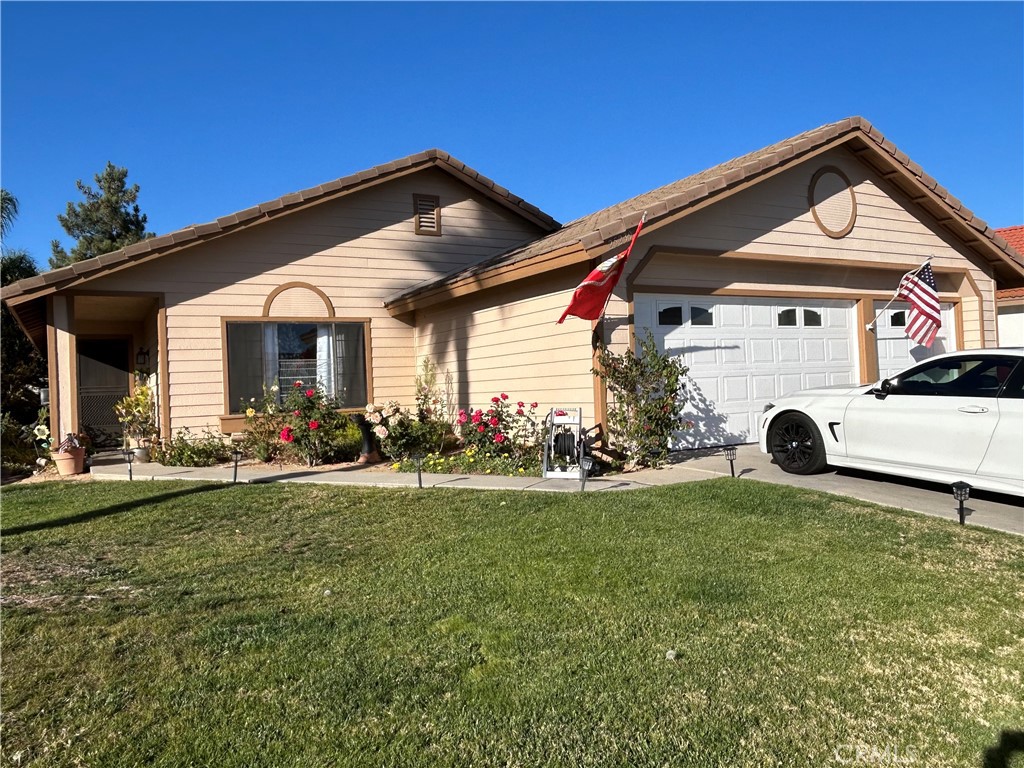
[1,149,560,307]
[995,227,1024,302]
[386,116,1024,312]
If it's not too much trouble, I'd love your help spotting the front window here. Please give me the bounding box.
[895,356,1020,398]
[227,321,368,412]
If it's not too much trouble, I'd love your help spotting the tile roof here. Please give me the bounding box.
[387,117,1024,308]
[995,227,1024,301]
[1,149,560,304]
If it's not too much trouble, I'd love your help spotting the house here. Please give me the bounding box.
[4,116,1023,451]
[995,226,1024,346]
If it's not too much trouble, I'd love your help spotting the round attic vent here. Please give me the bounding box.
[809,166,857,238]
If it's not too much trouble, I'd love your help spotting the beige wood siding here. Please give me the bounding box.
[415,270,597,425]
[606,146,998,355]
[81,169,543,432]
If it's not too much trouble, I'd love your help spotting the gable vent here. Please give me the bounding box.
[413,194,441,236]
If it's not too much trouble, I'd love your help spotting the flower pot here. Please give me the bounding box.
[51,447,86,476]
[132,446,151,463]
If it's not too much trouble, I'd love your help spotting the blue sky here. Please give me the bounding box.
[2,2,1021,270]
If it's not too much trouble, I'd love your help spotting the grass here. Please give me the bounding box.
[1,479,1022,767]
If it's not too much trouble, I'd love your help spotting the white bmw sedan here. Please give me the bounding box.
[759,348,1024,496]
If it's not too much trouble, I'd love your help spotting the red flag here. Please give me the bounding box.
[558,215,645,323]
[897,262,941,348]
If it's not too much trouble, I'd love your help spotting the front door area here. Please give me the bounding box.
[78,338,131,447]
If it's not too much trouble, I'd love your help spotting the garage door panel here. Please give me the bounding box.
[777,339,801,363]
[723,376,749,402]
[804,338,826,362]
[640,294,859,448]
[874,301,958,379]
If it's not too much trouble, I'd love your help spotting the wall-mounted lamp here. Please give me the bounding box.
[951,481,971,526]
[136,347,150,368]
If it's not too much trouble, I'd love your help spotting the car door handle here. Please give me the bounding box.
[957,406,989,414]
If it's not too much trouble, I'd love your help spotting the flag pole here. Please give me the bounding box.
[597,211,648,323]
[865,256,933,331]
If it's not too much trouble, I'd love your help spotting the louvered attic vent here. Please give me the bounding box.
[413,194,441,236]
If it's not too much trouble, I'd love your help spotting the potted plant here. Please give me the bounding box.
[114,373,158,462]
[50,431,88,476]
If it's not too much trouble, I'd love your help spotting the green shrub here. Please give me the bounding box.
[393,444,541,477]
[240,384,284,462]
[594,331,690,469]
[152,428,231,467]
[328,418,363,463]
[1,411,38,475]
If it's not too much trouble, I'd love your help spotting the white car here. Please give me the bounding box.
[759,348,1024,496]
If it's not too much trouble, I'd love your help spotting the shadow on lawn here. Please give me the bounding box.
[2,484,231,536]
[983,730,1024,768]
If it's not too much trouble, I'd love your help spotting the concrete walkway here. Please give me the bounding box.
[89,445,1023,536]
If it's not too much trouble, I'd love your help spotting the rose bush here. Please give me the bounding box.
[278,380,345,466]
[457,394,539,461]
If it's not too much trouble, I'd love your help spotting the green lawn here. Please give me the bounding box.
[2,479,1022,767]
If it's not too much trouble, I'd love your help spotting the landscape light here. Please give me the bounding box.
[951,481,971,526]
[122,448,135,481]
[724,446,738,478]
[231,448,244,484]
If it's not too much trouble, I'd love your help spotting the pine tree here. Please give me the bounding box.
[50,162,151,269]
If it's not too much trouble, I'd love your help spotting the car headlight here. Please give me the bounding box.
[762,402,776,414]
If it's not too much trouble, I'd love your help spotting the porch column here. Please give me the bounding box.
[49,295,77,439]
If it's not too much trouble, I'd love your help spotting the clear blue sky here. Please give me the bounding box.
[2,2,1022,271]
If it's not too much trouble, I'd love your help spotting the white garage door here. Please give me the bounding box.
[874,300,958,379]
[634,295,860,449]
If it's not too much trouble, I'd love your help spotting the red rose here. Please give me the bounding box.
[280,426,294,443]
[471,412,482,424]
[516,408,524,416]
[489,417,499,427]
[293,410,301,416]
[293,381,302,388]
[491,396,500,403]
[530,402,538,408]
[477,425,486,433]
[500,393,508,400]
[494,433,506,443]
[309,420,319,430]
[306,389,315,397]
[517,401,524,408]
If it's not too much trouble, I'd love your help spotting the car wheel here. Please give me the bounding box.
[769,412,827,475]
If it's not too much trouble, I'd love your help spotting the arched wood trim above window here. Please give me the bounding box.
[262,282,335,318]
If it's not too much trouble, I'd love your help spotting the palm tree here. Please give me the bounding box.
[1,189,19,240]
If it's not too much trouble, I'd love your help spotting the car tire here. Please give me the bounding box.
[769,412,828,475]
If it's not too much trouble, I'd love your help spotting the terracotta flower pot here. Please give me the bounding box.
[51,447,86,476]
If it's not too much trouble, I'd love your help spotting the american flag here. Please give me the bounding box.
[897,262,941,348]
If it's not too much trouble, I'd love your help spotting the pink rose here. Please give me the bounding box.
[306,389,315,397]
[489,417,499,427]
[494,433,506,443]
[280,427,294,443]
[477,425,486,433]
[471,412,482,424]
[293,410,301,416]
[457,410,468,425]
[309,420,319,430]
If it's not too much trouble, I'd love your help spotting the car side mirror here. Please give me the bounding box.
[873,378,894,399]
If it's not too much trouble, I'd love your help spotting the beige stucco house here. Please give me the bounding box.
[4,116,1023,450]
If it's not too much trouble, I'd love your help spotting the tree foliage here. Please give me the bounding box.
[50,162,150,269]
[1,249,47,424]
[593,331,690,469]
[1,189,19,240]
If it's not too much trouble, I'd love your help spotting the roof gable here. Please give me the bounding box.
[1,149,559,305]
[386,117,1024,312]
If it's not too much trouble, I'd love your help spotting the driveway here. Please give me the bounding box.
[642,444,1023,536]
